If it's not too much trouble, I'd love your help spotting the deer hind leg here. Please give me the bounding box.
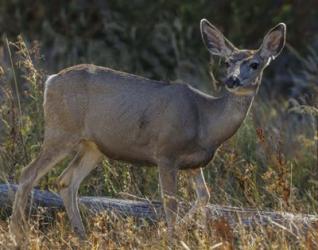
[9,138,75,246]
[58,141,102,238]
[182,168,210,225]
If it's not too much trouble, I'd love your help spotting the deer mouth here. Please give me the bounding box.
[225,84,257,96]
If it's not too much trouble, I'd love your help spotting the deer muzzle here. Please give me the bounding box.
[225,76,242,89]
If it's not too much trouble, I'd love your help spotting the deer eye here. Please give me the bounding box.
[250,62,259,70]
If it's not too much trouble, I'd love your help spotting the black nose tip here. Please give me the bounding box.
[226,76,241,88]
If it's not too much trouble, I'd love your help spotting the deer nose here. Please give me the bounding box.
[225,76,241,88]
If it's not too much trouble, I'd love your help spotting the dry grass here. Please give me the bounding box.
[0,210,317,249]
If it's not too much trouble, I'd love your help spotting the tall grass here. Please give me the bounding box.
[0,209,317,249]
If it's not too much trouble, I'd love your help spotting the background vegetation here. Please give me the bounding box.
[0,0,317,248]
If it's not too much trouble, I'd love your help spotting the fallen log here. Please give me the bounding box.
[0,184,317,233]
[0,184,163,220]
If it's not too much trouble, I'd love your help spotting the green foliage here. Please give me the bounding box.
[0,0,317,89]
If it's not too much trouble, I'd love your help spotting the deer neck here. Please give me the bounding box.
[201,89,255,148]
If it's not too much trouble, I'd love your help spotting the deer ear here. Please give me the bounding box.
[200,19,236,58]
[259,23,286,60]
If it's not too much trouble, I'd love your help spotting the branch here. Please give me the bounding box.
[0,184,317,233]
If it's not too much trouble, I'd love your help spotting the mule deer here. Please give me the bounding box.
[10,19,286,245]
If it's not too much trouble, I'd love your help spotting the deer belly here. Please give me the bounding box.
[177,148,216,170]
[93,136,156,166]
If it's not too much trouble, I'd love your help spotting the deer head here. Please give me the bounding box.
[200,19,286,96]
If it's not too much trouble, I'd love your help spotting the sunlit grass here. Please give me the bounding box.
[0,210,317,249]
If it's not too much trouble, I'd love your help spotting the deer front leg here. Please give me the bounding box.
[158,160,178,236]
[182,168,210,225]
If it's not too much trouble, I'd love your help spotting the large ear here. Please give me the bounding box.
[259,23,286,60]
[200,19,236,57]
